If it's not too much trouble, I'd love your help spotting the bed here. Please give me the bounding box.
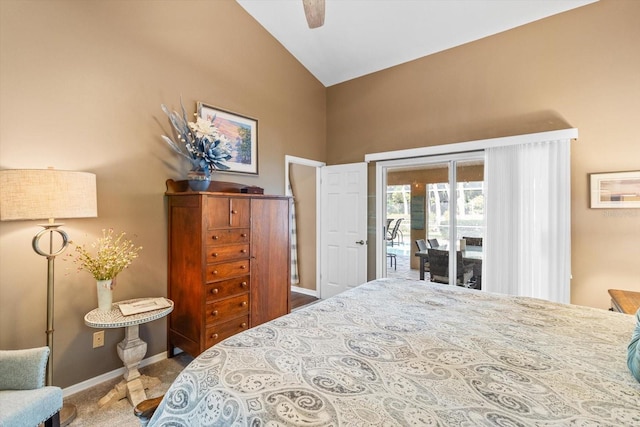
[147,278,640,426]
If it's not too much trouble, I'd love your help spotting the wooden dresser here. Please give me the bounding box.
[166,180,291,357]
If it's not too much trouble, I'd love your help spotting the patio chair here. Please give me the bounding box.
[386,252,397,270]
[415,239,429,273]
[386,218,404,247]
[462,236,483,247]
[415,239,428,251]
[427,249,473,286]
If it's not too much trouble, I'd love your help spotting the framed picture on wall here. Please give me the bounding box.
[590,171,640,208]
[197,102,258,175]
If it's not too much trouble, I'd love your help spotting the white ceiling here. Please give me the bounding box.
[236,0,597,87]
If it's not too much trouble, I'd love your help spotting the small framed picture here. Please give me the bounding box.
[590,171,640,208]
[197,102,258,175]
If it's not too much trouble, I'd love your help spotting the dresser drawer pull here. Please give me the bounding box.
[241,281,248,288]
[212,235,219,240]
[240,265,246,269]
[241,233,247,237]
[211,310,219,316]
[241,322,247,328]
[211,333,219,340]
[241,249,247,254]
[211,288,219,294]
[212,270,218,275]
[231,210,237,214]
[212,252,218,257]
[241,301,247,307]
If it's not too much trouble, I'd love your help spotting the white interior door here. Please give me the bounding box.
[320,162,367,299]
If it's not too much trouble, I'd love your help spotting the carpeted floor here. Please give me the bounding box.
[64,352,194,426]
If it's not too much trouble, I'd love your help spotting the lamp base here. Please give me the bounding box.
[60,402,77,426]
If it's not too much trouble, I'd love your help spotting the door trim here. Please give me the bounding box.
[365,128,578,163]
[285,155,325,298]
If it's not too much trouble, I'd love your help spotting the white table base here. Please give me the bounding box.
[98,375,161,408]
[98,324,157,407]
[84,298,173,408]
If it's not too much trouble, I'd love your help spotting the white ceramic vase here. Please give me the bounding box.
[96,279,113,311]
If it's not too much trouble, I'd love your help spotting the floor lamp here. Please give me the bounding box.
[0,168,97,426]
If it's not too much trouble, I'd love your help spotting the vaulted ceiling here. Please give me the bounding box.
[237,0,597,86]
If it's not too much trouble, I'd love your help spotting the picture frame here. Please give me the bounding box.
[589,171,640,208]
[197,102,258,175]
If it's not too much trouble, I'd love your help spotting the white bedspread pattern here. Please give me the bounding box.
[149,278,640,426]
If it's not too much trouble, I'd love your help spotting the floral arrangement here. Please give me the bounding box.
[161,99,232,176]
[67,229,143,282]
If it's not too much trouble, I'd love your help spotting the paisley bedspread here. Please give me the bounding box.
[149,278,640,426]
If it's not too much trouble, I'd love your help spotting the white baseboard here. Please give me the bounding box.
[62,351,169,397]
[291,285,318,298]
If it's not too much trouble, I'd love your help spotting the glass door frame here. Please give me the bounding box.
[375,151,484,282]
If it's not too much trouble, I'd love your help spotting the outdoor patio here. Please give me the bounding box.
[385,241,422,281]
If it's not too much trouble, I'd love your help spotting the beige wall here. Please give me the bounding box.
[328,0,640,308]
[0,0,325,388]
[1,0,638,390]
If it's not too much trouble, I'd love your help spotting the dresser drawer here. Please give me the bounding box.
[205,294,249,324]
[206,229,250,245]
[205,315,249,348]
[206,244,249,263]
[206,260,250,281]
[205,276,250,302]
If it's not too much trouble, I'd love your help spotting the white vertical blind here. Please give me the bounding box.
[483,138,571,303]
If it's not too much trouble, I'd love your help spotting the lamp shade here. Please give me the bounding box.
[0,169,98,221]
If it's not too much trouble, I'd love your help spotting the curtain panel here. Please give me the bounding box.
[483,139,571,303]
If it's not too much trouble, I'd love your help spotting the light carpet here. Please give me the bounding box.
[64,352,193,427]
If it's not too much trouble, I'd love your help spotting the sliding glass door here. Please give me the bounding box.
[453,160,484,288]
[374,129,574,300]
[379,152,484,286]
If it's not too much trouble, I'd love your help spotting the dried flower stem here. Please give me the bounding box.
[67,229,142,281]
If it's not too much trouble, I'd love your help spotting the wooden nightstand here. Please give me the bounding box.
[608,289,640,315]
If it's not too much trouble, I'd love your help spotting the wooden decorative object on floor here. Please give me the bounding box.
[134,395,163,425]
[608,289,640,314]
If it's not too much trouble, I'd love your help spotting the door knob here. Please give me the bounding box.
[355,240,365,245]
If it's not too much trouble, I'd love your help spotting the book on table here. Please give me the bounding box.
[119,298,171,316]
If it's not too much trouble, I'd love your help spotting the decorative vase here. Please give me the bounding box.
[96,279,113,311]
[187,170,210,192]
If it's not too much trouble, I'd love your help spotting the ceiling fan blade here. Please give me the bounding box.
[302,0,325,29]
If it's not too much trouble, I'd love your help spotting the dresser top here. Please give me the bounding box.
[165,179,290,199]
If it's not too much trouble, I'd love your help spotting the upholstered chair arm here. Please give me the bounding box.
[0,346,49,390]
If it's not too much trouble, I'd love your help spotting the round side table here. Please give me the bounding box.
[84,298,173,407]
